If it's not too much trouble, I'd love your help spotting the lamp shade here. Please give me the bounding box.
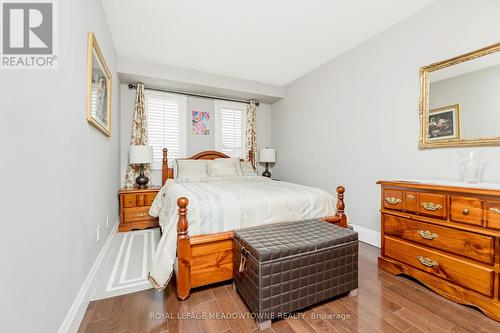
[129,145,153,164]
[259,148,276,163]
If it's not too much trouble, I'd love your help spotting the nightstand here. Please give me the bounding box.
[118,186,160,232]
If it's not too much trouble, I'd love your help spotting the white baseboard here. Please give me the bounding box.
[350,224,381,248]
[57,218,119,333]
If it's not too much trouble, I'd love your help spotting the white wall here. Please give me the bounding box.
[271,0,500,232]
[0,1,120,332]
[120,83,272,185]
[430,64,500,138]
[118,58,284,104]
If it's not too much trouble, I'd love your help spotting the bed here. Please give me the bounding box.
[148,149,348,300]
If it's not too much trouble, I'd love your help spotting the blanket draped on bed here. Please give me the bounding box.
[148,176,337,289]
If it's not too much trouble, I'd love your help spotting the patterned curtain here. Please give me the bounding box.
[246,100,257,169]
[124,83,151,188]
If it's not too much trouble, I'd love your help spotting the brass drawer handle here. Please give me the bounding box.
[489,207,500,214]
[421,202,442,211]
[418,230,438,240]
[385,197,401,205]
[406,194,416,199]
[417,256,439,268]
[462,208,469,215]
[137,212,147,217]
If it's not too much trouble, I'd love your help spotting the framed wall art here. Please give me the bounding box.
[87,32,112,136]
[428,104,460,142]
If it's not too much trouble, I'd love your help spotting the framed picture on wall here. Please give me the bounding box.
[428,104,460,141]
[87,32,112,137]
[192,111,210,135]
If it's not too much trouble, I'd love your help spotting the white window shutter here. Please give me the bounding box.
[215,101,247,159]
[146,91,186,169]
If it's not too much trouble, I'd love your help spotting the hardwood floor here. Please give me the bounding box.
[78,243,500,333]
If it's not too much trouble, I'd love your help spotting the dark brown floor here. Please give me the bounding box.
[78,243,500,333]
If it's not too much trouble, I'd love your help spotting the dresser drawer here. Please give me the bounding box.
[146,193,157,206]
[384,236,494,297]
[451,196,483,226]
[383,189,404,211]
[404,191,417,213]
[123,194,137,208]
[123,207,154,223]
[383,214,494,264]
[137,193,146,206]
[417,193,447,219]
[486,200,500,230]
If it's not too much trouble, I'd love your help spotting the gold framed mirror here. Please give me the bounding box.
[419,42,500,148]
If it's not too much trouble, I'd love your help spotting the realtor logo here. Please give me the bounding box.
[1,0,57,68]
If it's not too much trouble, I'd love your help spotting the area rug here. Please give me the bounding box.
[91,228,161,300]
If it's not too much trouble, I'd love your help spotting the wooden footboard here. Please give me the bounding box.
[174,186,349,300]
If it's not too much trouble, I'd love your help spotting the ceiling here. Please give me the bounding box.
[102,0,435,86]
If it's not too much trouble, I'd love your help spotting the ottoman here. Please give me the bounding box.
[233,219,358,330]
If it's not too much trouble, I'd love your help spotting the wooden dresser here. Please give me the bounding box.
[118,187,160,232]
[378,180,500,322]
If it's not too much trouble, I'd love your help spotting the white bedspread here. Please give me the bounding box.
[148,176,337,289]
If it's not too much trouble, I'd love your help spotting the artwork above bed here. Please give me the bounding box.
[192,110,210,135]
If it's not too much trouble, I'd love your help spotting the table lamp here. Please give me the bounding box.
[130,145,153,188]
[259,148,276,178]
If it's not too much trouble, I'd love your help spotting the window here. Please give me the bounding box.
[215,101,247,159]
[146,91,186,169]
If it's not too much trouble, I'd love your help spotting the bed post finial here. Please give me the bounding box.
[162,148,168,186]
[335,186,348,228]
[336,186,345,214]
[176,197,191,300]
[177,197,189,235]
[321,186,348,227]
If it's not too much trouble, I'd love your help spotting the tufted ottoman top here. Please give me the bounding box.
[233,219,358,262]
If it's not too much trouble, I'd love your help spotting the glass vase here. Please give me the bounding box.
[459,152,482,183]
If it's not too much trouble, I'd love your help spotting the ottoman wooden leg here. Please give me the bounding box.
[256,320,271,331]
[349,288,359,297]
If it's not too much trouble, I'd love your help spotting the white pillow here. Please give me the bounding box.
[216,158,243,176]
[240,161,257,176]
[207,158,243,177]
[176,159,209,180]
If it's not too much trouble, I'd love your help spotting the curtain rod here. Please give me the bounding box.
[128,83,259,106]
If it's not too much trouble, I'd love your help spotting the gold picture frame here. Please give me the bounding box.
[87,32,112,137]
[419,41,500,148]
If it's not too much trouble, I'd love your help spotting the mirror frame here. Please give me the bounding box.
[419,42,500,149]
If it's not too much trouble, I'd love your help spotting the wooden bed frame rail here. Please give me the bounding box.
[161,148,348,300]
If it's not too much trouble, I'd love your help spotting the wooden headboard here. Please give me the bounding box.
[162,148,255,185]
